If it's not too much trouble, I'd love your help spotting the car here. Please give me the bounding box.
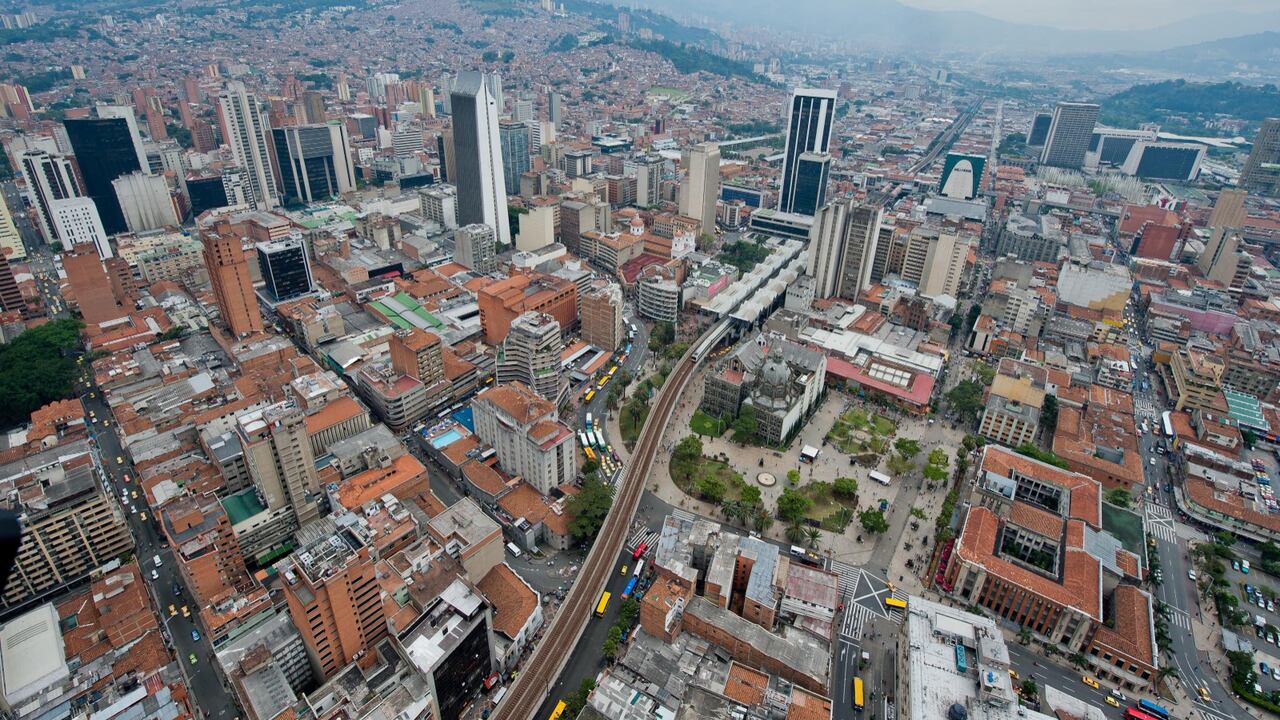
[1188,569,1197,581]
[620,564,628,576]
[151,569,159,580]
[188,653,198,666]
[1257,626,1265,639]
[191,629,201,642]
[1269,601,1275,613]
[1081,676,1100,689]
[168,604,177,616]
[1198,686,1211,702]
[181,605,190,618]
[130,490,137,499]
[1247,584,1255,595]
[1008,668,1019,681]
[139,511,147,522]
[1149,457,1156,466]
[1263,662,1272,675]
[173,582,183,596]
[1273,668,1280,682]
[115,456,124,465]
[1271,632,1278,645]
[1105,697,1120,708]
[1233,560,1241,571]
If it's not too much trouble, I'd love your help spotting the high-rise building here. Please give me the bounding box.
[498,121,530,195]
[1198,188,1250,287]
[282,518,388,681]
[453,223,496,274]
[1240,118,1280,197]
[807,197,883,301]
[111,171,178,233]
[472,382,576,495]
[50,197,111,258]
[548,90,562,126]
[1026,112,1053,148]
[1040,102,1100,169]
[778,88,836,215]
[420,184,458,229]
[497,312,565,401]
[20,149,79,246]
[899,226,971,299]
[256,237,313,302]
[203,226,264,337]
[627,155,664,208]
[580,283,624,350]
[0,193,24,262]
[237,402,323,527]
[437,128,455,183]
[679,142,720,237]
[64,108,147,234]
[218,81,279,210]
[402,578,497,720]
[389,327,445,387]
[0,253,25,314]
[272,122,356,206]
[450,71,511,244]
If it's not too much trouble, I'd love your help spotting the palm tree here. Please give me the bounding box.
[753,510,774,533]
[785,522,807,544]
[721,499,741,524]
[1017,627,1032,645]
[805,527,821,548]
[1155,666,1179,683]
[1067,652,1087,669]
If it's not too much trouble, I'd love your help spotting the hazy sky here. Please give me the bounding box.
[898,0,1274,31]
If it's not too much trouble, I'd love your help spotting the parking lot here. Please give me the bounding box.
[1229,566,1280,692]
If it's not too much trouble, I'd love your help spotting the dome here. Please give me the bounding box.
[758,348,792,398]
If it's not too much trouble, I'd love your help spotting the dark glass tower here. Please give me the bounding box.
[65,118,143,235]
[790,152,831,216]
[779,88,836,215]
[256,238,313,302]
[272,124,355,206]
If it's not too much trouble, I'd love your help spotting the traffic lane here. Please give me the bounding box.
[831,639,861,720]
[534,549,641,719]
[1006,641,1126,720]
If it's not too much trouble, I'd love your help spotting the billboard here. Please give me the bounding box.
[938,153,986,200]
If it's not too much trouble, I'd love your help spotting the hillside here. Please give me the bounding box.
[1100,80,1280,134]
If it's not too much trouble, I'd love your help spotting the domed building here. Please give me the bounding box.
[701,332,826,445]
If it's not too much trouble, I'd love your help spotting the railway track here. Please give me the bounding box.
[493,338,704,720]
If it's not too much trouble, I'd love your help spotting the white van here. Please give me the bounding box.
[153,554,163,567]
[506,542,522,558]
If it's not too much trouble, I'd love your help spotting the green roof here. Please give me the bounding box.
[222,489,266,525]
[1224,388,1268,431]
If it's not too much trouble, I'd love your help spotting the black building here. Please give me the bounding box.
[256,238,313,302]
[187,176,229,216]
[271,124,354,207]
[65,117,143,235]
[790,152,831,216]
[779,88,836,215]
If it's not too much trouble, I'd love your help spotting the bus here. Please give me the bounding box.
[594,429,607,449]
[633,559,646,578]
[608,365,618,377]
[579,431,591,448]
[621,576,638,599]
[584,390,596,402]
[585,413,593,430]
[548,700,568,720]
[1125,709,1160,720]
[885,596,907,610]
[1137,699,1170,720]
[595,591,611,618]
[852,677,865,711]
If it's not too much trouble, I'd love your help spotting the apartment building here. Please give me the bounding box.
[471,382,575,495]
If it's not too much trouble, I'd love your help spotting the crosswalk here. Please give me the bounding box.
[828,561,906,640]
[1167,606,1192,631]
[670,508,696,523]
[1145,504,1178,544]
[626,527,659,554]
[829,559,859,598]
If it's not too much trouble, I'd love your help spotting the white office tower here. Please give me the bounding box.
[20,149,80,245]
[485,73,504,116]
[1040,101,1100,170]
[779,87,837,215]
[366,72,400,102]
[449,72,511,245]
[679,142,720,236]
[50,197,112,258]
[392,125,423,159]
[441,74,456,115]
[218,81,279,210]
[221,168,250,209]
[627,155,665,208]
[453,222,496,273]
[112,171,178,232]
[497,311,565,402]
[420,185,458,230]
[0,195,23,261]
[807,197,882,301]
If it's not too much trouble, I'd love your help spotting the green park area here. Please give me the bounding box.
[690,410,727,437]
[826,408,896,459]
[647,85,689,100]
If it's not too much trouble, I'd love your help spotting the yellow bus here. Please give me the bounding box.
[584,390,596,402]
[885,596,907,610]
[584,447,595,460]
[595,590,611,617]
[853,677,865,712]
[548,700,568,720]
[607,365,618,376]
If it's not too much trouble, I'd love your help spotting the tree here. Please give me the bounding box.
[506,205,528,240]
[1040,394,1059,433]
[0,319,85,429]
[581,458,599,476]
[947,313,964,337]
[805,526,821,548]
[923,463,948,482]
[649,321,675,350]
[732,405,758,443]
[740,485,762,507]
[966,303,983,330]
[1014,443,1069,469]
[927,448,949,467]
[1105,487,1132,508]
[1020,679,1038,699]
[786,469,801,486]
[785,522,808,544]
[894,438,921,459]
[697,475,726,503]
[1214,530,1237,547]
[619,598,640,626]
[564,678,597,719]
[776,487,810,523]
[972,361,996,385]
[674,435,703,464]
[566,477,613,544]
[946,380,985,422]
[833,476,859,498]
[752,508,774,533]
[721,498,742,523]
[887,454,914,476]
[603,624,623,659]
[859,509,889,534]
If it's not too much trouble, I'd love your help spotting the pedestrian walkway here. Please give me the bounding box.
[1145,504,1179,544]
[626,527,659,555]
[669,508,695,523]
[1168,606,1192,631]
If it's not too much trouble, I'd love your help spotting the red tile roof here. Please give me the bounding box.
[477,563,538,640]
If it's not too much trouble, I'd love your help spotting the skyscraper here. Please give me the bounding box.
[20,149,80,246]
[450,72,511,244]
[111,171,178,232]
[256,237,313,302]
[453,223,496,273]
[548,91,562,126]
[1240,118,1280,197]
[0,252,26,315]
[498,121,530,195]
[301,90,326,124]
[218,81,279,210]
[1026,112,1053,148]
[237,402,323,527]
[64,108,146,235]
[679,142,720,237]
[50,197,111,258]
[807,197,883,301]
[389,328,444,387]
[0,192,24,261]
[1040,102,1100,169]
[779,88,837,215]
[203,226,264,337]
[271,122,356,206]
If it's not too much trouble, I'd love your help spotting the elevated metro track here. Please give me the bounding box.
[493,320,731,720]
